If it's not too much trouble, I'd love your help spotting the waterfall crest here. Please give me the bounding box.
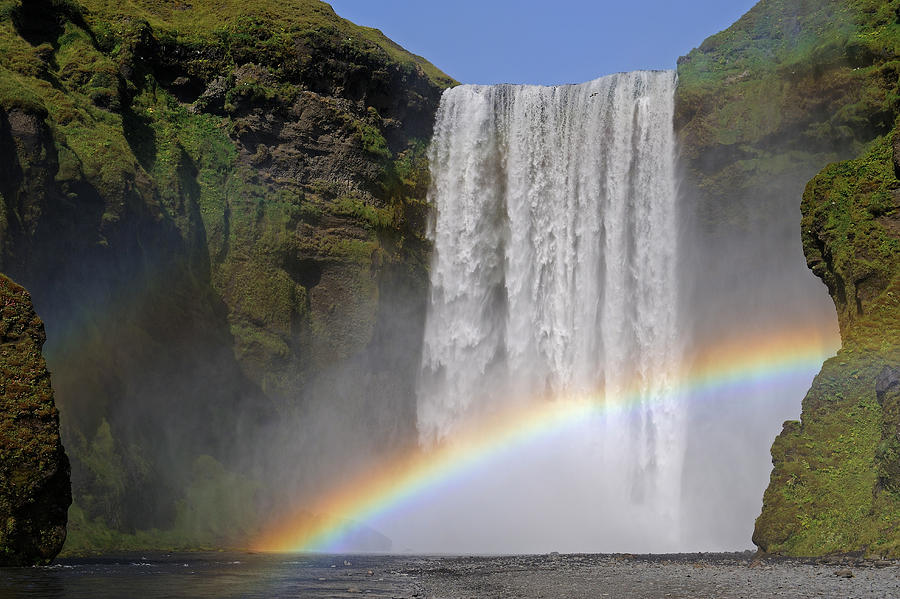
[417,71,684,541]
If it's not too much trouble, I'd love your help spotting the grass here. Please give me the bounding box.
[69,0,455,89]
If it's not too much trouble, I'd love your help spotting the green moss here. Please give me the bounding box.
[355,121,391,160]
[1,0,441,552]
[0,274,70,565]
[756,353,900,556]
[754,131,900,557]
[801,134,900,339]
[0,71,45,112]
[330,195,392,229]
[65,0,455,89]
[677,0,900,230]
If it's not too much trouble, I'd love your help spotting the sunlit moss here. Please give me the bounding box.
[754,132,900,557]
[677,0,900,230]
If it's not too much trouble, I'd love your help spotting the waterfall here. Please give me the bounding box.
[417,71,685,547]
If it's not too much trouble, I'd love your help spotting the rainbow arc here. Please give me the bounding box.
[252,328,835,553]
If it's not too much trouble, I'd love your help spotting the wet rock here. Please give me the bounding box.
[876,366,900,403]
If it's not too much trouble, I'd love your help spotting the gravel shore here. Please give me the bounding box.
[3,552,898,598]
[409,553,900,599]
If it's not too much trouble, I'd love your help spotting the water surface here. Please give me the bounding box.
[1,552,422,598]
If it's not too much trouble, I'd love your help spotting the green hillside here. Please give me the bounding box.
[0,0,452,552]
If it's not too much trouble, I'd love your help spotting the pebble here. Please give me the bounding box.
[412,553,900,598]
[834,568,854,578]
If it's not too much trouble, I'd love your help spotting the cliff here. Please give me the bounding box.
[676,0,900,228]
[677,0,900,556]
[0,0,452,551]
[9,0,897,559]
[0,274,71,565]
[753,131,900,557]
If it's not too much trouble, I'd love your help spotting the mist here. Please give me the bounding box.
[300,70,841,555]
[675,106,843,549]
[5,53,844,560]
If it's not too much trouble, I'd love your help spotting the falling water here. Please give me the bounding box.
[416,71,685,549]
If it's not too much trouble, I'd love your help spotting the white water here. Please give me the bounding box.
[413,71,686,550]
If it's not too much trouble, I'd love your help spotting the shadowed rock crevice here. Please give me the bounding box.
[282,255,323,289]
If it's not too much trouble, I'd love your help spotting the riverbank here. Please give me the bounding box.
[2,552,898,598]
[418,552,900,598]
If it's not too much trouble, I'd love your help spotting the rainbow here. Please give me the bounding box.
[252,327,837,553]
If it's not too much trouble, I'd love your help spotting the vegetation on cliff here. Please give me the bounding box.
[754,132,900,557]
[677,0,900,556]
[8,0,893,559]
[677,0,900,229]
[0,274,71,565]
[0,0,452,552]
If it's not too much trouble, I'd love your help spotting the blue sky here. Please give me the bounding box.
[327,1,760,86]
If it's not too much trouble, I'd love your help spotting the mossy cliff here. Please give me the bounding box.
[753,132,900,557]
[0,274,71,565]
[677,0,900,556]
[677,0,900,230]
[0,0,452,552]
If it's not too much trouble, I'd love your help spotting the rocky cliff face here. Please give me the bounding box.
[0,274,71,565]
[675,0,900,324]
[0,0,452,550]
[677,0,900,556]
[753,132,900,557]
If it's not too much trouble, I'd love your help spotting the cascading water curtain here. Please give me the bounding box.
[418,71,686,548]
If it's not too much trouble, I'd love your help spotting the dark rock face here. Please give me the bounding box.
[0,274,71,566]
[876,367,900,402]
